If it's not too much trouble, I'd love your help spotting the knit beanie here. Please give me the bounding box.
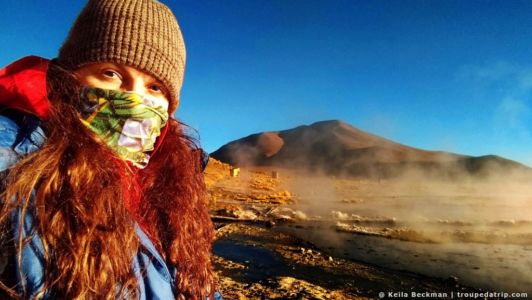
[57,0,185,114]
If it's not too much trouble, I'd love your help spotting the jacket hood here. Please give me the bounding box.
[0,56,50,119]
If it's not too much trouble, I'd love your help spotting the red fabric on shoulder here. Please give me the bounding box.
[0,56,50,119]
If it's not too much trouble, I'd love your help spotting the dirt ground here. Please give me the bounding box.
[205,159,489,299]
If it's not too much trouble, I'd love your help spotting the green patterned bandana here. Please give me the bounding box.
[79,87,169,168]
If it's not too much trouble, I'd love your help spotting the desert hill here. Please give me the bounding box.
[211,120,529,179]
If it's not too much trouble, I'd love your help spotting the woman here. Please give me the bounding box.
[0,0,219,299]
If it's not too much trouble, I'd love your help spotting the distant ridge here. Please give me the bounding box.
[211,120,530,179]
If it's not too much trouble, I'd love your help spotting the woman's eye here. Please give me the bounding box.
[149,84,163,93]
[102,70,121,80]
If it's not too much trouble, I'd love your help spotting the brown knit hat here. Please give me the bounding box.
[57,0,185,114]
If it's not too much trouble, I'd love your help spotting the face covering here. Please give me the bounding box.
[79,87,169,168]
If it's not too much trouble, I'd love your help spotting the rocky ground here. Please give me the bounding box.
[204,159,488,299]
[212,223,483,299]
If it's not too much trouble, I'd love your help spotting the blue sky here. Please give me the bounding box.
[1,0,532,165]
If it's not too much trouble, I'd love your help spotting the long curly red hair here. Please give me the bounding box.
[0,61,215,299]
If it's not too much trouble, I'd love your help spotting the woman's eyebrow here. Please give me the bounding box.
[113,64,130,74]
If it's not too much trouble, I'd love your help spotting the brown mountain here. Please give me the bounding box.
[211,120,530,179]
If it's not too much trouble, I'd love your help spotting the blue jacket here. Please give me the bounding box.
[0,111,221,300]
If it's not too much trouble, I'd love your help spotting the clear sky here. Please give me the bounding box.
[1,0,532,165]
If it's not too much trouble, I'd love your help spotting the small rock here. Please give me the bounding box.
[446,276,459,285]
[328,256,333,262]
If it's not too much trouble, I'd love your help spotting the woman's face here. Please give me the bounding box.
[74,62,170,106]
